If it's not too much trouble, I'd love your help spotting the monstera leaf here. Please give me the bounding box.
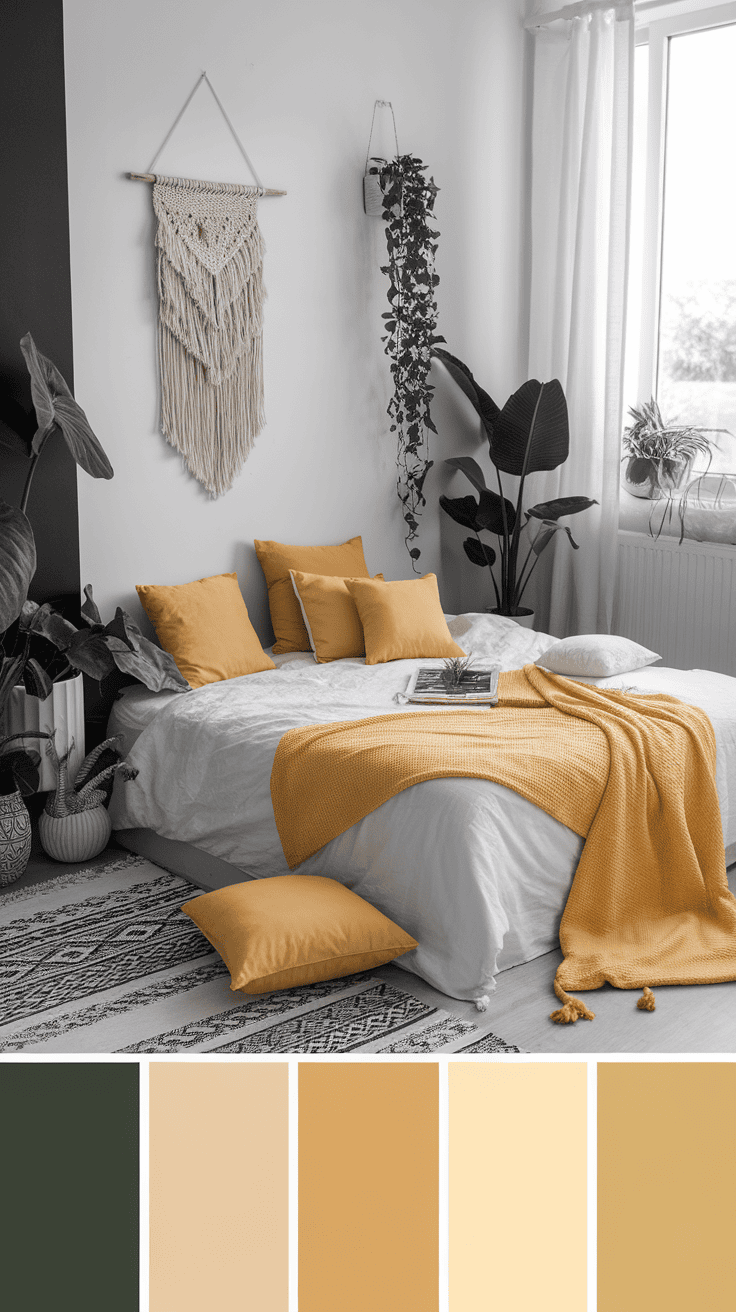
[0,501,36,631]
[20,333,114,479]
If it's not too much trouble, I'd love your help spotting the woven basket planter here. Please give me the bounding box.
[38,804,112,863]
[0,790,32,885]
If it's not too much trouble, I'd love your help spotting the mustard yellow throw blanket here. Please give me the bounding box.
[270,665,736,1020]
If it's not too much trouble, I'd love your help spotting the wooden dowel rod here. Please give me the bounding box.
[128,171,286,195]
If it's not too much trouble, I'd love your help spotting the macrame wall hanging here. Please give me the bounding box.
[130,72,285,497]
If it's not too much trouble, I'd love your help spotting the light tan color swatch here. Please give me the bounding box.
[449,1062,587,1311]
[299,1062,438,1312]
[599,1063,736,1312]
[149,1062,288,1312]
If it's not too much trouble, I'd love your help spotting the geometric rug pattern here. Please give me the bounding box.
[0,856,523,1054]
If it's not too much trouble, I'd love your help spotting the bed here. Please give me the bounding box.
[108,612,736,1006]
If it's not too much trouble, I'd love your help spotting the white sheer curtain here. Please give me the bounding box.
[526,1,634,636]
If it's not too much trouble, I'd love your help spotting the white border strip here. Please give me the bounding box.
[288,1058,299,1312]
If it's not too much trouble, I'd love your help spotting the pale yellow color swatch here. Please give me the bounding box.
[449,1062,587,1311]
[299,1062,439,1312]
[149,1062,288,1312]
[599,1063,736,1312]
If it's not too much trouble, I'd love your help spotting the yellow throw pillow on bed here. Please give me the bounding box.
[290,570,384,662]
[136,572,275,689]
[254,536,371,654]
[345,573,464,664]
[181,875,418,994]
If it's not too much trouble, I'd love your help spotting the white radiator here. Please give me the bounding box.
[614,531,736,676]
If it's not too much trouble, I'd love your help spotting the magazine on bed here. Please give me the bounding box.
[404,666,500,705]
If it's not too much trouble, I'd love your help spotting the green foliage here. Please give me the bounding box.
[376,155,445,568]
[434,351,596,615]
[662,282,736,383]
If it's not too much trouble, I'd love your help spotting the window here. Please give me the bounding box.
[623,2,736,533]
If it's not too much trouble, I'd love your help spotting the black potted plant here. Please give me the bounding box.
[0,334,186,883]
[434,349,597,620]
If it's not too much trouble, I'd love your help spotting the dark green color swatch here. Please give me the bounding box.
[1,1063,139,1311]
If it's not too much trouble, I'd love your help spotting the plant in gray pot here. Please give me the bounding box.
[621,396,726,500]
[434,349,597,621]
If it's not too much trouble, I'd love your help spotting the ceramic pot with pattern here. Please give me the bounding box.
[0,789,32,885]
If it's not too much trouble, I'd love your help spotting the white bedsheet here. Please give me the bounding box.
[108,614,736,1003]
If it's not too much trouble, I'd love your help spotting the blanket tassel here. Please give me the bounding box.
[475,995,489,1012]
[637,986,656,1011]
[550,977,596,1025]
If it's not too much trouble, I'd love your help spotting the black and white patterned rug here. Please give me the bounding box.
[0,856,523,1055]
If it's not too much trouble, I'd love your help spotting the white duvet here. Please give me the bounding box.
[108,614,736,1004]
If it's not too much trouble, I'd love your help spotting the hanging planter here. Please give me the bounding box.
[364,103,444,569]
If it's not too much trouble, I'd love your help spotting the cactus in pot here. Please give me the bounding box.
[39,734,138,863]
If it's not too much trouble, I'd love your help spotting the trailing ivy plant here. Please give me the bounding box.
[377,154,444,569]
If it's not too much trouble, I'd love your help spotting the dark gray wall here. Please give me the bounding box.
[0,0,80,616]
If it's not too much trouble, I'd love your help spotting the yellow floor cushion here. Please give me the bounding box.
[182,875,417,994]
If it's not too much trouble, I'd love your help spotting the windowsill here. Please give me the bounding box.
[619,487,736,547]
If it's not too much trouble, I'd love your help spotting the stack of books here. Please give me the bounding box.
[403,667,500,705]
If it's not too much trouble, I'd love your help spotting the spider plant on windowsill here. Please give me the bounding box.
[621,397,728,501]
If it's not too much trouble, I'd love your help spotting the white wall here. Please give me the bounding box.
[64,0,529,640]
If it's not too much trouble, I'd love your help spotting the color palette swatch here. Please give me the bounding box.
[598,1062,736,1312]
[449,1062,587,1311]
[299,1062,439,1312]
[149,1062,288,1312]
[1,1062,139,1312]
[8,1058,734,1311]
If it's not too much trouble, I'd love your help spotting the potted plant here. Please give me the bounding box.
[621,397,726,500]
[376,155,445,569]
[19,586,189,694]
[434,349,597,621]
[38,734,138,863]
[0,331,116,785]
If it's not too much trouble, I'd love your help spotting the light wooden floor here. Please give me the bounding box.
[5,841,736,1055]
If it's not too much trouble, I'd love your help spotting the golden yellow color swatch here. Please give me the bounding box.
[449,1062,587,1311]
[299,1062,438,1312]
[599,1063,736,1312]
[149,1062,288,1312]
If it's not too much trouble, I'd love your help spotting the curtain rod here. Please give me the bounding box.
[525,0,633,28]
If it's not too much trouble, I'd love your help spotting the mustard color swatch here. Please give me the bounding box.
[449,1062,587,1312]
[599,1063,736,1312]
[150,1063,288,1312]
[299,1063,438,1312]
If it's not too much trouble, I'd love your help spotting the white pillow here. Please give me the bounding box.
[535,634,660,677]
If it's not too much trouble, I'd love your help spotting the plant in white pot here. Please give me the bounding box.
[39,734,138,863]
[0,332,115,786]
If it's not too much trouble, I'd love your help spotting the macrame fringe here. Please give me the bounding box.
[153,177,266,496]
[157,225,264,327]
[159,326,264,497]
[158,250,264,384]
[637,986,656,1011]
[549,976,596,1025]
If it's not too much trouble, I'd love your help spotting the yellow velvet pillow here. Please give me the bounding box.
[345,573,465,664]
[181,875,418,994]
[136,572,275,689]
[254,536,371,654]
[290,570,384,662]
